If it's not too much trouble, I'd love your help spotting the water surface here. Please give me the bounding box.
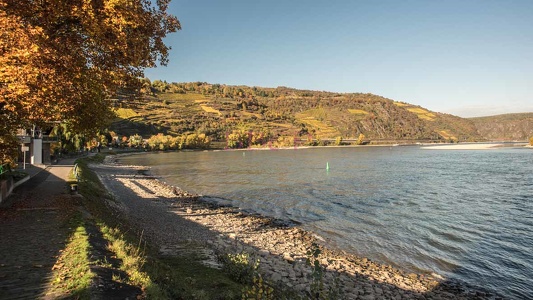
[120,146,533,298]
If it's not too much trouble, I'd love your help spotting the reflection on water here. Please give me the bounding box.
[120,146,533,299]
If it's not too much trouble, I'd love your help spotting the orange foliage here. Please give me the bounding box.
[0,0,180,162]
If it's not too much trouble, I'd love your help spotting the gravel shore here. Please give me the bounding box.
[420,143,527,150]
[90,155,499,299]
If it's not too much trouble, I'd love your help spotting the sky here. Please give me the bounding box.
[144,0,533,117]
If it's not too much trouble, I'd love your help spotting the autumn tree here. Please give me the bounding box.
[226,130,251,149]
[128,134,144,148]
[50,123,87,153]
[0,0,180,163]
[356,133,365,145]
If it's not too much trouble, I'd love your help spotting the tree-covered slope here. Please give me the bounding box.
[469,113,533,141]
[110,81,484,144]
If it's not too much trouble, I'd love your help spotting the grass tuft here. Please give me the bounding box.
[47,215,93,299]
[99,224,166,299]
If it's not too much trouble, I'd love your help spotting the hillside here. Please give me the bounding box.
[469,113,533,141]
[109,81,484,145]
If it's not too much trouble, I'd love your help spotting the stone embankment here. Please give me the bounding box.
[92,155,498,299]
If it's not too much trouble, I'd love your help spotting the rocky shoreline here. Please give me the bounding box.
[91,154,500,299]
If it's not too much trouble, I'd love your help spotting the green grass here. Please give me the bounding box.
[47,215,93,299]
[98,224,166,299]
[74,155,111,201]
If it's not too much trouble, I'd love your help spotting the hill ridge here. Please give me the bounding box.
[108,81,529,144]
[469,112,533,141]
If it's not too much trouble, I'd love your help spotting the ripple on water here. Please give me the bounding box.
[120,147,533,299]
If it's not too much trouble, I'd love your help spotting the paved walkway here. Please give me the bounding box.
[0,159,79,299]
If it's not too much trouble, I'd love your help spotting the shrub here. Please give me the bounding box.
[219,251,276,300]
[242,273,274,300]
[218,251,258,284]
[306,243,343,300]
[227,130,251,149]
[128,134,143,148]
[275,136,295,148]
[356,133,365,145]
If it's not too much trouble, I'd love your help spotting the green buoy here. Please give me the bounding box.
[326,162,330,170]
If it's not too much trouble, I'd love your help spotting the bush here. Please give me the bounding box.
[227,130,251,149]
[219,251,277,300]
[306,243,343,300]
[218,251,258,284]
[356,133,365,145]
[144,133,210,150]
[128,134,143,148]
[242,273,274,300]
[275,136,295,148]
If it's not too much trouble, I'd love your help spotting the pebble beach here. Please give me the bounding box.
[90,154,500,299]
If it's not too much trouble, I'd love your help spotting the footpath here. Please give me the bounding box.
[0,159,80,299]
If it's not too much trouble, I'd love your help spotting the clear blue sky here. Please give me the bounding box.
[145,0,533,117]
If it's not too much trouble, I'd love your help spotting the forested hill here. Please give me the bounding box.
[110,81,484,144]
[469,113,533,141]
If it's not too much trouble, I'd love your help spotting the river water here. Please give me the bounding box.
[119,146,533,299]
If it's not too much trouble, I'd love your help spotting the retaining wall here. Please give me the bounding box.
[0,177,14,204]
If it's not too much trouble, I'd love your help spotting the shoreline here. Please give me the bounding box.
[90,154,499,299]
[110,141,531,157]
[421,142,529,150]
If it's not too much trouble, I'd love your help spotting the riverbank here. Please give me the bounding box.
[421,142,528,150]
[88,154,500,299]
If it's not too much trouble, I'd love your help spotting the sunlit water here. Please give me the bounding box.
[119,146,533,298]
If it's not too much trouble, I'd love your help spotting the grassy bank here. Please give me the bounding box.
[46,214,93,299]
[72,154,245,299]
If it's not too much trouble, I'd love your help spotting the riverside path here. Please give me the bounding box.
[0,158,79,299]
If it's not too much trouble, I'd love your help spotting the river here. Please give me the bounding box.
[119,145,533,299]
